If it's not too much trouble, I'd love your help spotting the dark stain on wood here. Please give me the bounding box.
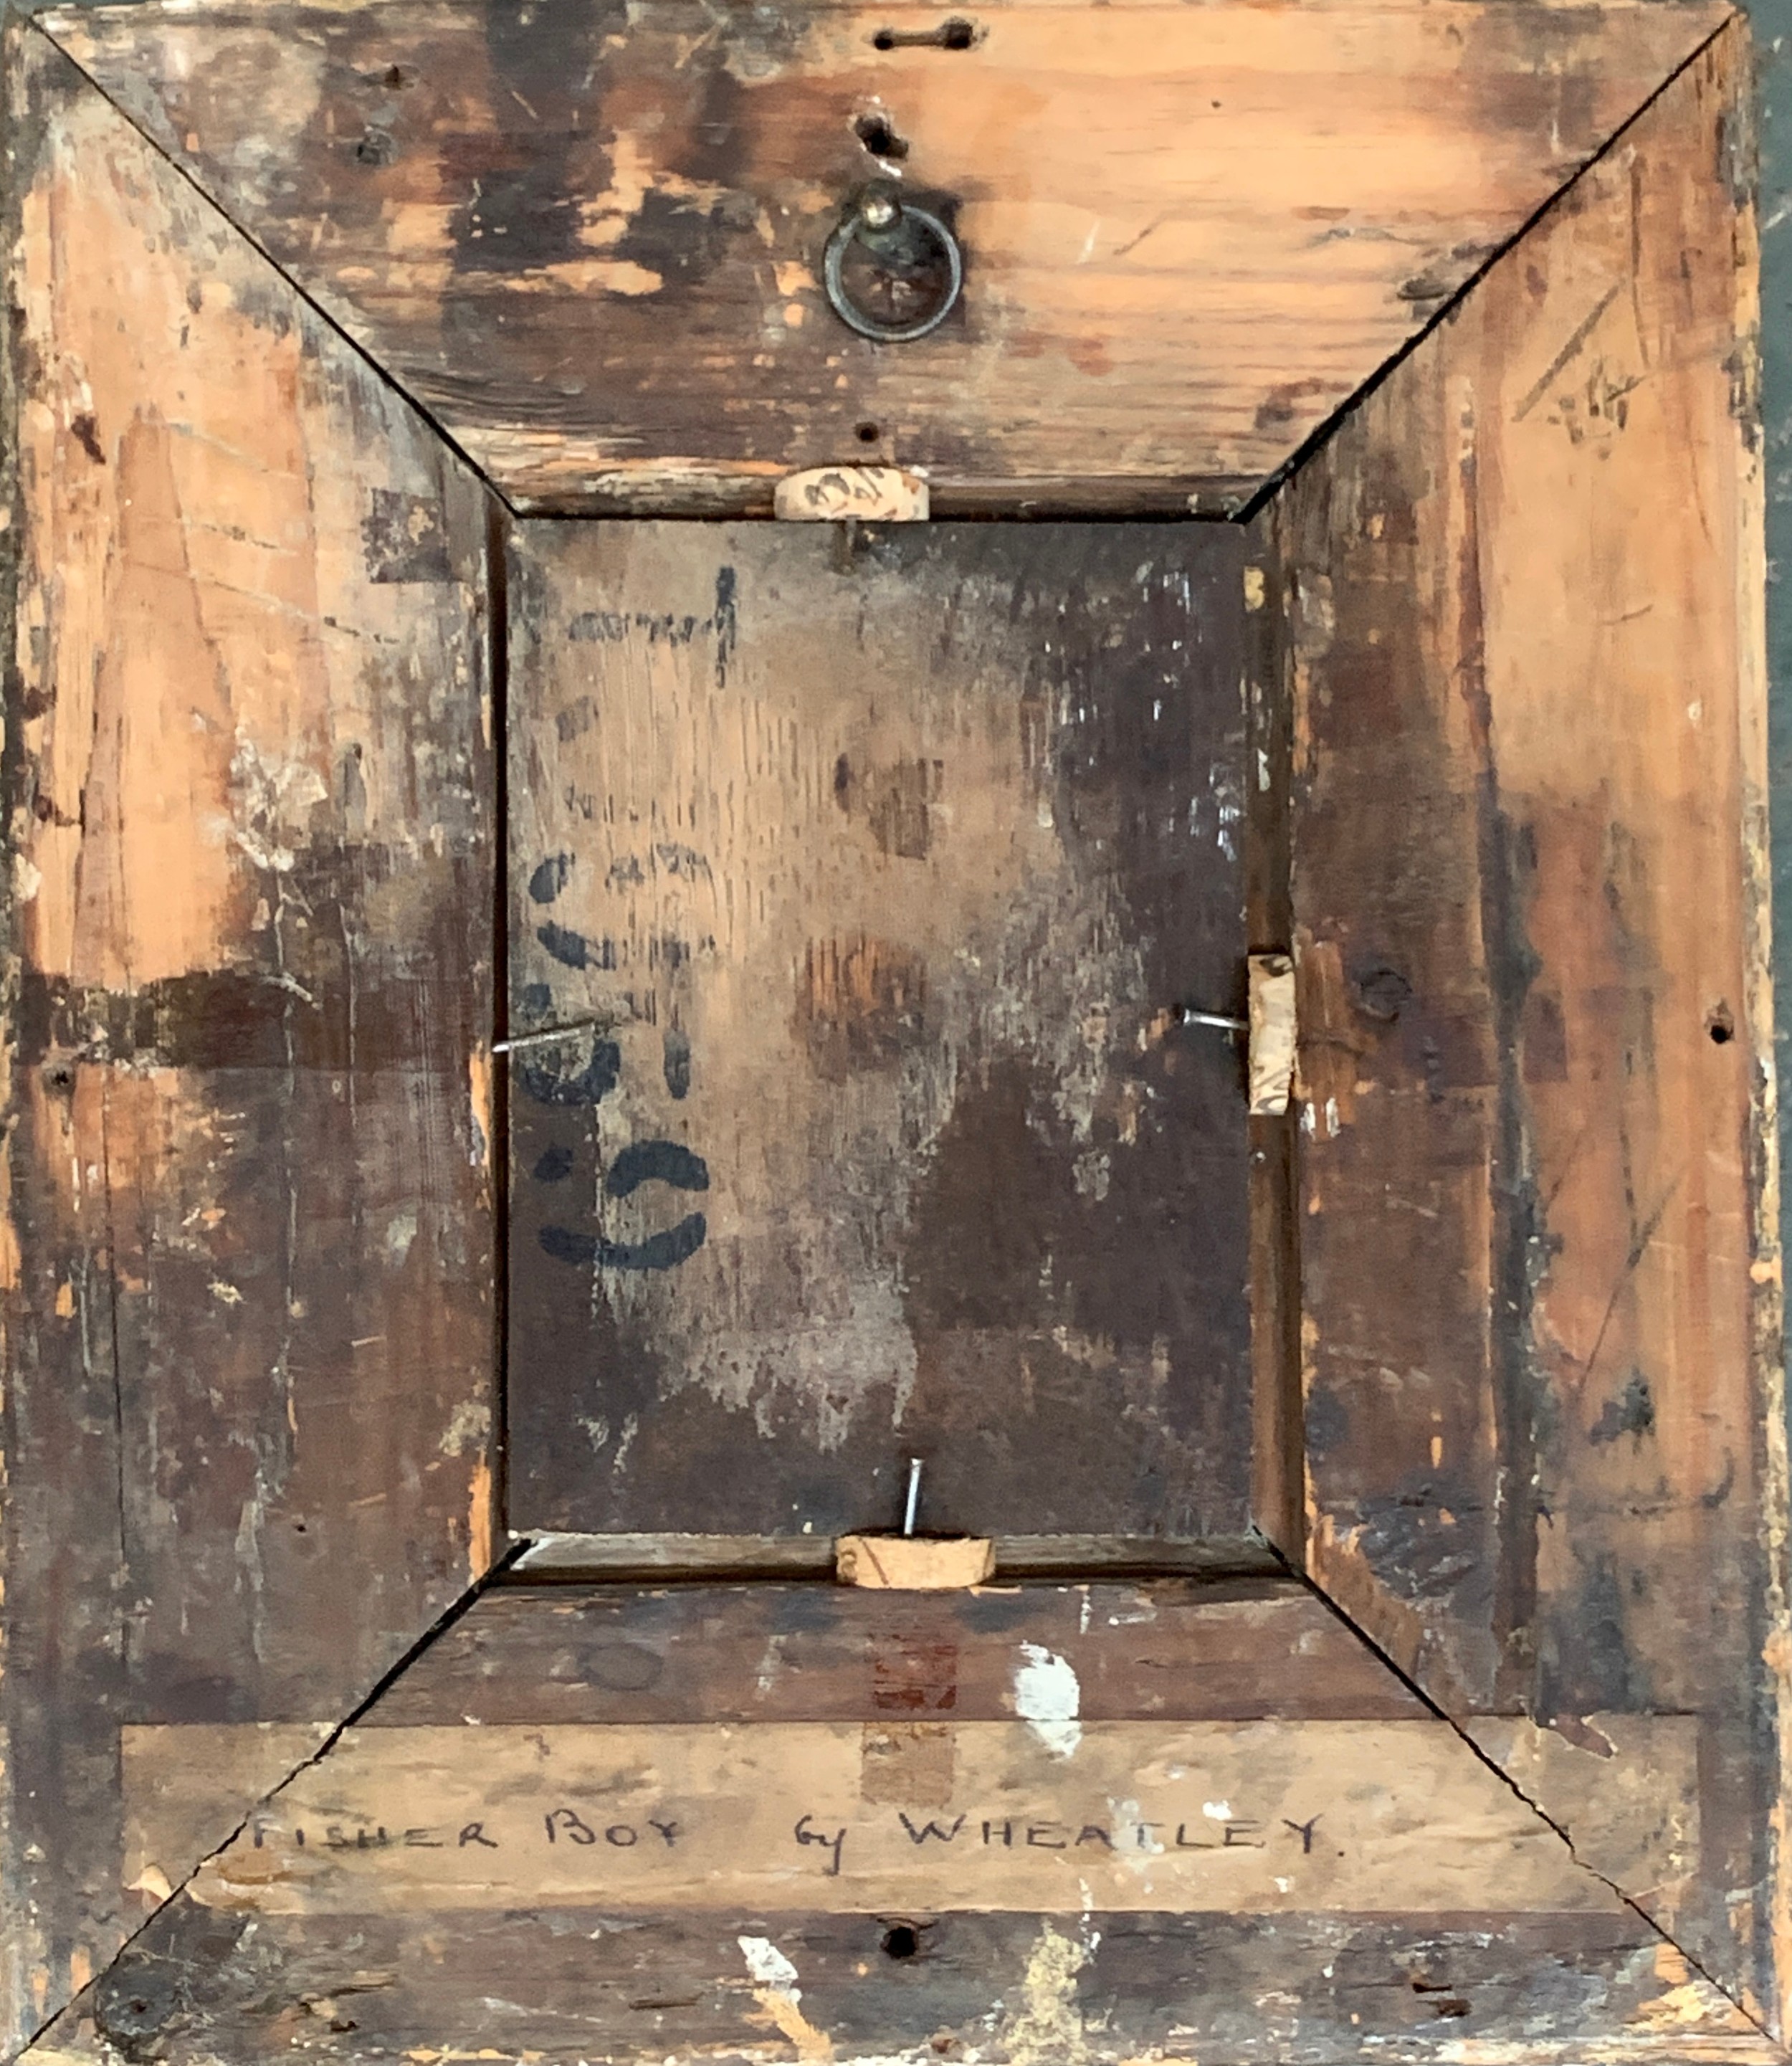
[1281,22,1780,2017]
[366,1580,1430,1728]
[505,522,1255,1541]
[362,487,456,583]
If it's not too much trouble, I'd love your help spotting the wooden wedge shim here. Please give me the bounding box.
[1248,953,1297,1115]
[774,465,929,522]
[836,1536,995,1589]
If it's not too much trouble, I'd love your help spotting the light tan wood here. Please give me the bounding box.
[776,466,930,522]
[836,1535,996,1587]
[120,1726,330,1912]
[1247,953,1297,1117]
[1465,1716,1700,1918]
[40,0,1728,512]
[161,1720,1630,1915]
[1278,19,1783,2028]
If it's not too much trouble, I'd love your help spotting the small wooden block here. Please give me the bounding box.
[835,1536,995,1589]
[1247,953,1297,1116]
[773,465,929,523]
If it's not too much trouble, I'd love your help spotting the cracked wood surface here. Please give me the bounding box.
[0,22,497,2052]
[36,0,1728,513]
[1278,16,1788,2031]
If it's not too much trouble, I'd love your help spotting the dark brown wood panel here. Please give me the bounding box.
[506,521,1256,1541]
[33,1903,1766,2066]
[367,1579,1429,1725]
[1,22,497,2047]
[1278,19,1783,2028]
[39,0,1725,511]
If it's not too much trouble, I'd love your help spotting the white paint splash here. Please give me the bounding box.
[753,1634,788,1699]
[738,1936,834,2060]
[1002,1920,1099,2066]
[1015,1643,1082,1758]
[738,1936,801,1994]
[1108,1796,1163,1869]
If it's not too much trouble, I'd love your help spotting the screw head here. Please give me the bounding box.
[858,191,900,231]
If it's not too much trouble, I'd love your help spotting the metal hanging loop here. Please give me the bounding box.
[824,184,963,343]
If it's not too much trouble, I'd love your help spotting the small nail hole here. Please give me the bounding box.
[854,113,910,159]
[882,1924,920,1961]
[1710,1017,1735,1044]
[857,422,881,444]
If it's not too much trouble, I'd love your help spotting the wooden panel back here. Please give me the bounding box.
[507,522,1257,1540]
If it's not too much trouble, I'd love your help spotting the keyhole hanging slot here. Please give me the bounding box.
[871,18,978,48]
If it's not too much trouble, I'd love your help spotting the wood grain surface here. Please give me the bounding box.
[30,1903,1769,2066]
[30,1578,1763,2066]
[357,1579,1431,1726]
[505,521,1259,1541]
[38,0,1728,513]
[1,22,497,2050]
[1278,16,1785,2030]
[21,1573,1764,2065]
[175,1720,1629,1915]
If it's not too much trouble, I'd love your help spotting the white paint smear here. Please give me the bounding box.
[1015,1643,1082,1758]
[738,1936,801,1995]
